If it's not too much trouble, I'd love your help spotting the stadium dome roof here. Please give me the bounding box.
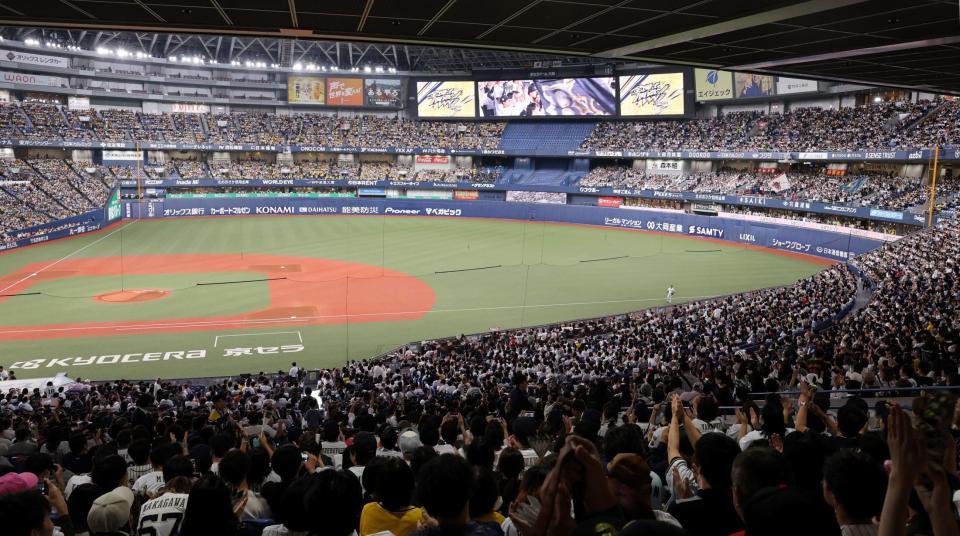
[0,0,958,93]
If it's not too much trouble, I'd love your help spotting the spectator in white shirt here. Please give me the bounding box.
[125,439,153,484]
[435,417,462,455]
[346,431,377,491]
[508,417,540,467]
[376,426,403,458]
[132,443,180,497]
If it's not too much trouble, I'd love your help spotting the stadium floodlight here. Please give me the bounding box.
[169,56,178,62]
[24,38,40,46]
[363,66,372,73]
[96,47,111,55]
[293,62,304,70]
[388,67,397,73]
[873,96,882,102]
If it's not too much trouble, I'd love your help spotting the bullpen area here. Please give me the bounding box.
[0,215,828,380]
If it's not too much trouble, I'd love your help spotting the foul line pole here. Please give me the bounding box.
[928,145,939,226]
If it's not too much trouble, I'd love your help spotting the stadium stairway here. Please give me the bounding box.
[498,121,597,155]
[504,159,587,186]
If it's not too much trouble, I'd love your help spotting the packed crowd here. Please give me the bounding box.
[722,206,910,235]
[0,103,507,150]
[280,116,505,150]
[2,99,958,151]
[0,215,99,246]
[0,216,958,536]
[742,171,928,209]
[354,163,505,184]
[208,161,287,180]
[578,168,691,190]
[902,100,960,149]
[576,166,934,210]
[506,191,568,204]
[360,162,409,181]
[583,112,762,152]
[582,100,948,151]
[163,187,351,198]
[755,101,934,151]
[118,160,505,185]
[28,160,111,211]
[0,159,116,238]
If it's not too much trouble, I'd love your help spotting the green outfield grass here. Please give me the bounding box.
[0,216,826,380]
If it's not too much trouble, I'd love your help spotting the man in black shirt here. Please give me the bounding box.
[668,433,743,536]
[506,373,532,422]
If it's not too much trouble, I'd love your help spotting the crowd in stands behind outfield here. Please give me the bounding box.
[723,206,908,234]
[581,101,944,151]
[899,99,960,149]
[1,216,959,536]
[360,162,409,181]
[576,166,941,211]
[753,101,934,151]
[583,111,762,152]
[1,98,957,149]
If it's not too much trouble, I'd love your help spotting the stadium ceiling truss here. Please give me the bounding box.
[0,0,958,92]
[0,27,592,73]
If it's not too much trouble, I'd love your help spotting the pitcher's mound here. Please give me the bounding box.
[95,289,169,303]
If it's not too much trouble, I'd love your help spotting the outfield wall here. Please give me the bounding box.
[118,178,931,226]
[123,198,894,261]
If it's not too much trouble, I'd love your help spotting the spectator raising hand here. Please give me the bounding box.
[512,435,624,536]
[880,404,959,536]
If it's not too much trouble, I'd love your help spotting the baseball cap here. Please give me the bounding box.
[0,471,39,496]
[398,430,422,454]
[87,486,134,534]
